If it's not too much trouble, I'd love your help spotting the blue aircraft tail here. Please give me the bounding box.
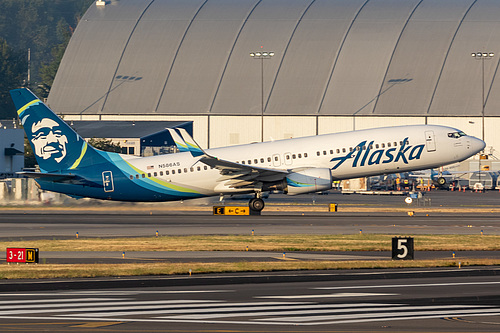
[10,88,98,173]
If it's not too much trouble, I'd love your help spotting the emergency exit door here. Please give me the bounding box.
[102,171,114,192]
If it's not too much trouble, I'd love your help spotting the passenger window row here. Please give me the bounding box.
[129,165,212,180]
[237,152,308,165]
[316,140,408,156]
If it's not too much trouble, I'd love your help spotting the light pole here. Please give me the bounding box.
[471,52,494,149]
[471,51,494,188]
[250,51,274,142]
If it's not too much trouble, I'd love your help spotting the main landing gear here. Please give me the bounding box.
[436,177,447,187]
[249,197,265,212]
[248,192,265,214]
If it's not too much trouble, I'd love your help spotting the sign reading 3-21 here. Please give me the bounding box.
[6,248,39,264]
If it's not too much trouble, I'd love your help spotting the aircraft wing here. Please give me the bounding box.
[200,156,288,183]
[18,172,103,188]
[175,128,288,186]
[446,170,479,174]
[409,168,477,179]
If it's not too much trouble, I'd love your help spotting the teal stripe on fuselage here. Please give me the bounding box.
[37,153,204,201]
[94,150,202,198]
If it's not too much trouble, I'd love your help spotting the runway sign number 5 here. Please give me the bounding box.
[392,237,414,260]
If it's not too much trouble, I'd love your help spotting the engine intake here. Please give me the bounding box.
[284,168,332,195]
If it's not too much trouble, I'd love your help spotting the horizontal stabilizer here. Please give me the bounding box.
[18,172,103,188]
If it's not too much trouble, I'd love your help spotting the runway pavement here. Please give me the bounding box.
[1,211,500,240]
[0,268,498,332]
[2,191,500,241]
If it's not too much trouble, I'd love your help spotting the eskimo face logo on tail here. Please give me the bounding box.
[31,118,68,163]
[330,138,425,170]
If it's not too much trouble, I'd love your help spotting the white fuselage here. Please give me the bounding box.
[123,125,484,197]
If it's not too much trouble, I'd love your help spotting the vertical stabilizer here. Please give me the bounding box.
[10,88,91,172]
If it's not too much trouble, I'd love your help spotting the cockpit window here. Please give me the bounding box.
[448,131,466,139]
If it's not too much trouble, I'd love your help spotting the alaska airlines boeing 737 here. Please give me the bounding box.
[11,88,485,211]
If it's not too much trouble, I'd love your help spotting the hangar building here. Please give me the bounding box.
[70,120,193,156]
[48,0,500,160]
[0,124,24,178]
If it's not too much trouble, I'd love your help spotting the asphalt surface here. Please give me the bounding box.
[0,268,498,332]
[2,191,500,241]
[219,189,500,207]
[0,211,499,240]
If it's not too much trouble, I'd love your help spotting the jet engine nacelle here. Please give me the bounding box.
[284,168,332,195]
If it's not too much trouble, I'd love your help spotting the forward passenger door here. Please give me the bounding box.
[425,131,436,152]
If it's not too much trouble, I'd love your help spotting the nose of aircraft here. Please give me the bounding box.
[470,136,486,154]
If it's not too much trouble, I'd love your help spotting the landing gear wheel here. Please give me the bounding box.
[249,198,265,212]
[436,177,446,186]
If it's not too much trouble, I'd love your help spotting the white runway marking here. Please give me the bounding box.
[161,304,471,320]
[57,302,308,317]
[0,298,125,305]
[3,310,500,327]
[256,292,398,299]
[257,307,500,322]
[58,290,233,295]
[315,281,500,290]
[0,294,498,326]
[65,302,384,318]
[0,300,217,316]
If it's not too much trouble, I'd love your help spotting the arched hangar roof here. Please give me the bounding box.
[49,0,500,117]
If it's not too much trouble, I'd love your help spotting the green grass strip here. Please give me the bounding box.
[1,259,499,279]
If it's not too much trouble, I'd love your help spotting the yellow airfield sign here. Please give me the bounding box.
[213,206,249,215]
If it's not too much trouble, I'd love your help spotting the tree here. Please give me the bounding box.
[37,18,72,98]
[88,138,122,153]
[0,38,25,119]
[0,0,93,92]
[24,137,37,169]
[0,0,95,119]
